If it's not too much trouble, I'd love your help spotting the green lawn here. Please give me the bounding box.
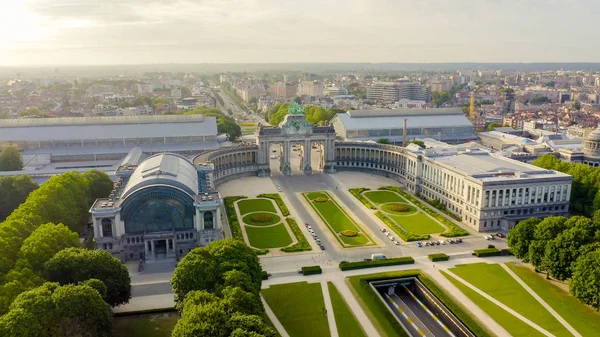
[449,263,572,337]
[262,282,331,337]
[237,198,277,215]
[242,212,281,226]
[389,213,445,234]
[380,203,418,215]
[441,271,546,337]
[506,262,600,336]
[363,190,406,204]
[245,224,292,249]
[113,312,179,337]
[304,192,372,246]
[327,282,367,337]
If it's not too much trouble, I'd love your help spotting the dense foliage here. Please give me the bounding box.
[508,213,600,310]
[173,107,241,139]
[170,240,275,337]
[0,282,113,337]
[266,103,337,126]
[0,175,38,221]
[431,91,451,107]
[533,154,600,216]
[45,248,131,307]
[0,146,23,171]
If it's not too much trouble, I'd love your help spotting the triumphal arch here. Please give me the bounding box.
[256,103,337,176]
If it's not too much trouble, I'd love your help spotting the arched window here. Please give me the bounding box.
[204,211,214,229]
[101,218,113,237]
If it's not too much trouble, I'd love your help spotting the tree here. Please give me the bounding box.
[487,123,500,131]
[248,96,257,104]
[18,223,80,273]
[572,101,581,110]
[182,107,241,140]
[152,97,170,109]
[171,239,262,305]
[528,216,567,272]
[0,146,23,171]
[0,282,112,337]
[431,91,450,107]
[570,248,600,311]
[543,226,589,280]
[410,140,426,148]
[0,175,38,221]
[507,218,541,261]
[44,248,131,307]
[83,170,114,200]
[377,138,390,144]
[293,96,302,104]
[221,286,264,316]
[18,108,43,117]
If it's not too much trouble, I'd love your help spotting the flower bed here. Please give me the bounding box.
[314,197,329,203]
[340,229,358,237]
[388,205,409,212]
[250,214,274,222]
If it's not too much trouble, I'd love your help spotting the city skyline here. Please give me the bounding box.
[2,0,600,66]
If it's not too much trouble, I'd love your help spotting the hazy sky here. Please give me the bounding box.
[1,0,599,66]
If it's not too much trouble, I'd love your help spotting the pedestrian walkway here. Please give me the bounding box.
[321,281,339,337]
[443,269,555,337]
[331,279,380,337]
[499,264,581,337]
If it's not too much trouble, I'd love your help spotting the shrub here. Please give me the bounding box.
[379,186,468,237]
[388,205,409,212]
[473,248,501,257]
[224,196,247,241]
[257,193,290,216]
[261,271,269,280]
[314,197,329,203]
[254,249,269,255]
[281,218,312,252]
[428,253,449,262]
[339,257,414,271]
[349,188,376,209]
[417,193,462,221]
[249,214,274,223]
[340,229,358,237]
[301,265,322,275]
[374,211,429,242]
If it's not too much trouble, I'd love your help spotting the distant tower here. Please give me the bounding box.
[469,92,476,119]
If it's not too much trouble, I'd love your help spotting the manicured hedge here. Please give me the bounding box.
[428,253,449,262]
[302,265,322,275]
[418,195,462,221]
[254,249,269,255]
[349,188,376,209]
[473,248,502,257]
[281,218,312,252]
[379,186,468,237]
[339,257,414,271]
[375,211,430,242]
[224,196,247,241]
[257,193,290,216]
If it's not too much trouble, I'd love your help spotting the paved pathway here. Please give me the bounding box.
[443,269,556,337]
[332,278,380,337]
[500,264,580,337]
[261,294,290,337]
[321,281,339,337]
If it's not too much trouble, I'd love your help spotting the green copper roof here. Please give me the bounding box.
[288,102,305,115]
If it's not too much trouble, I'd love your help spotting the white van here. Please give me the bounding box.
[371,253,387,261]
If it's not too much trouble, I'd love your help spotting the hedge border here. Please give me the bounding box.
[473,248,501,257]
[281,218,312,252]
[349,188,376,209]
[257,193,290,216]
[428,253,449,262]
[339,257,414,271]
[375,211,430,242]
[224,196,247,241]
[301,265,322,275]
[378,186,468,237]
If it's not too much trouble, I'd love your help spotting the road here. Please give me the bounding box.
[214,87,267,124]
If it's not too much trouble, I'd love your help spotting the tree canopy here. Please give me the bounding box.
[0,282,112,337]
[570,248,600,311]
[0,146,23,171]
[431,91,451,107]
[0,175,38,221]
[18,108,43,118]
[83,170,114,200]
[45,248,131,307]
[180,107,241,140]
[267,104,336,126]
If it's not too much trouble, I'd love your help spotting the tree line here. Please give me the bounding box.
[168,107,242,140]
[170,239,276,337]
[532,154,600,216]
[0,170,131,336]
[265,103,344,126]
[507,214,600,310]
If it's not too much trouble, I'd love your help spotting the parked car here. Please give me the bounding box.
[305,223,310,227]
[320,245,325,250]
[416,241,423,247]
[364,258,372,262]
[425,242,430,246]
[380,228,387,232]
[434,241,440,245]
[483,235,491,240]
[389,236,395,241]
[307,225,312,230]
[278,187,282,192]
[440,240,446,245]
[496,232,505,238]
[340,260,349,264]
[393,240,400,245]
[316,239,322,244]
[457,238,463,243]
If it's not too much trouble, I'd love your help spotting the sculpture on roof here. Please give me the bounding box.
[287,102,305,115]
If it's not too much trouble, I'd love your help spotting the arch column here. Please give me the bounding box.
[282,140,292,176]
[304,139,312,175]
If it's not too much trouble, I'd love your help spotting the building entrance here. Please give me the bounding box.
[154,239,167,259]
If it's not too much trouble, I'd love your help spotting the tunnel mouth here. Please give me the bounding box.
[371,277,476,337]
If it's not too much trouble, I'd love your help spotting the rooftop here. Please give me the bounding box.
[335,109,473,131]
